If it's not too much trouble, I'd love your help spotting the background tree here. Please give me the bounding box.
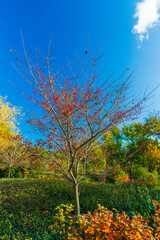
[99,115,160,183]
[12,39,152,215]
[144,143,160,173]
[101,126,125,183]
[122,115,160,171]
[0,96,21,148]
[0,96,22,175]
[0,135,27,178]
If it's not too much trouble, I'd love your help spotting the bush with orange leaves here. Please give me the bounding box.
[72,205,153,239]
[152,200,160,239]
[52,200,160,239]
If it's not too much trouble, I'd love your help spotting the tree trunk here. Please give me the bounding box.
[74,183,80,216]
[8,167,11,178]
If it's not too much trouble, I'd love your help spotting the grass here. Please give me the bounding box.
[0,178,160,239]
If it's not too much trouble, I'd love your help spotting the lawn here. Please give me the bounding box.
[0,178,160,239]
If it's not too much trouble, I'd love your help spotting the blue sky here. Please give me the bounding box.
[1,0,160,137]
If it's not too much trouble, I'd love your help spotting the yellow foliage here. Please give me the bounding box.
[0,96,21,131]
[0,96,21,151]
[145,143,160,170]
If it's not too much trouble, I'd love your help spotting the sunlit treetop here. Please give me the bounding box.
[0,96,21,132]
[0,96,21,150]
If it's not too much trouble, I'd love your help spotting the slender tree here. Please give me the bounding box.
[0,135,26,177]
[12,38,152,215]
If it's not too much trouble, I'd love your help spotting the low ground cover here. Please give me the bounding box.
[0,178,160,239]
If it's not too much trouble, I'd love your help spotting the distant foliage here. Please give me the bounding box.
[0,96,21,151]
[144,144,160,173]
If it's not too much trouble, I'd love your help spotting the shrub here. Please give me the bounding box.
[74,205,153,239]
[0,167,24,178]
[152,200,160,239]
[53,201,160,239]
[48,203,76,239]
[132,165,159,188]
[114,169,130,183]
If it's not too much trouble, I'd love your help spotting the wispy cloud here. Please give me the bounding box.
[132,0,160,46]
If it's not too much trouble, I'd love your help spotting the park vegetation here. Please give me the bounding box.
[0,42,160,239]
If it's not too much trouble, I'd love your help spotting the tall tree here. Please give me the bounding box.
[0,96,22,174]
[13,39,151,215]
[122,115,160,170]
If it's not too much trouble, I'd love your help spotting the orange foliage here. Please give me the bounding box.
[152,200,160,239]
[53,200,160,239]
[72,205,154,239]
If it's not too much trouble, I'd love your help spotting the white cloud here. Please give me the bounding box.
[132,0,160,46]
